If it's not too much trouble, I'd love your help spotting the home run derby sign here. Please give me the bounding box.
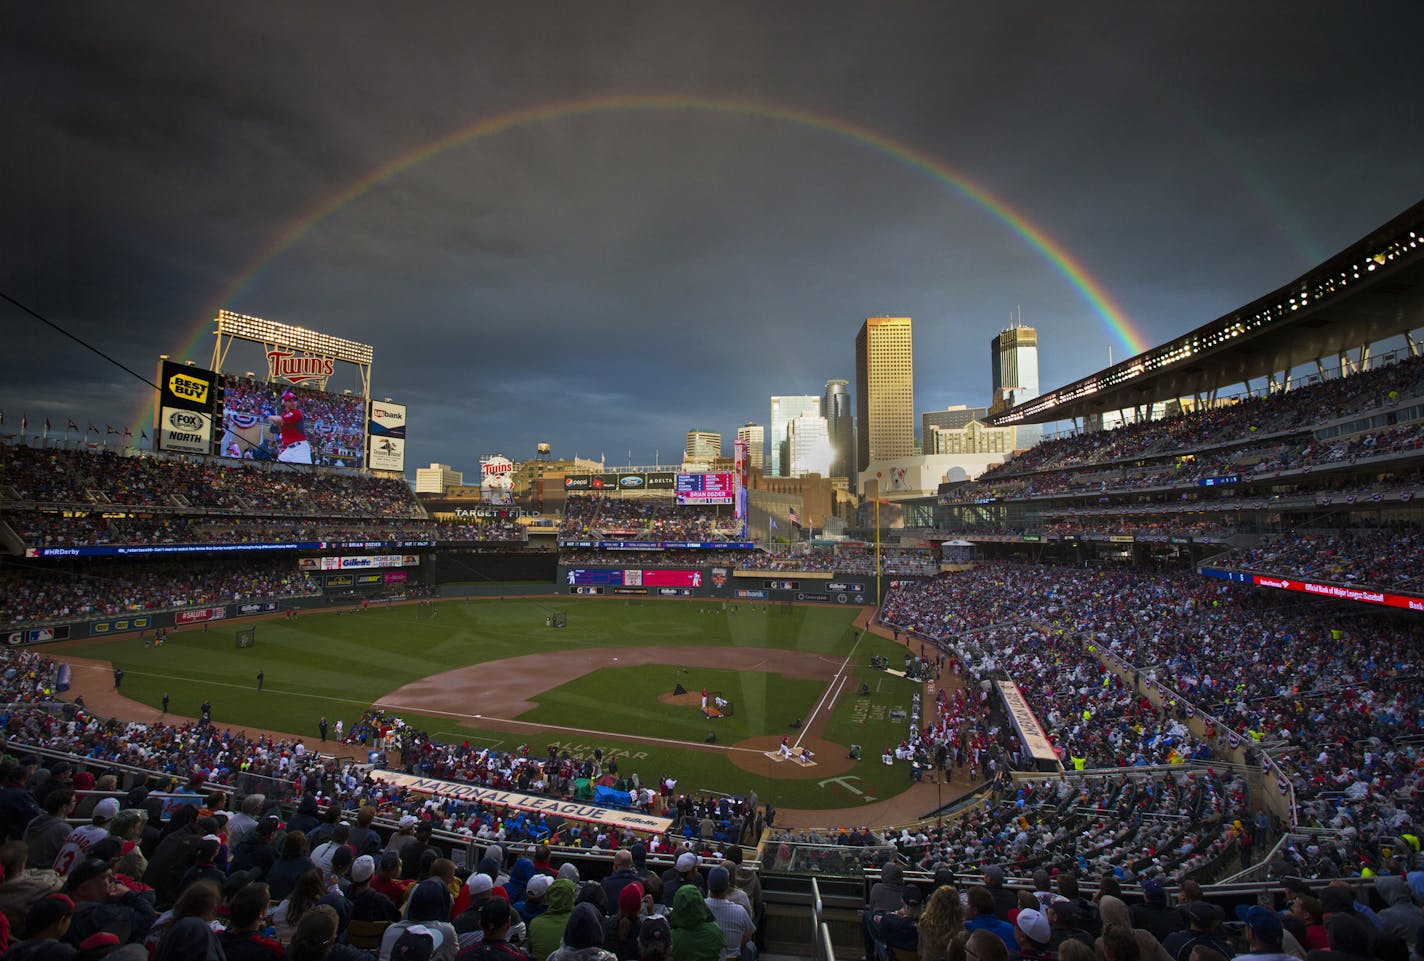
[372,771,673,834]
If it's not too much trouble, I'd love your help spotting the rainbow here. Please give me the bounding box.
[134,93,1149,433]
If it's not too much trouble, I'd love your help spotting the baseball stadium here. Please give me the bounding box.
[0,200,1421,960]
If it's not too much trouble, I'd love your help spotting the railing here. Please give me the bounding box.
[811,876,838,961]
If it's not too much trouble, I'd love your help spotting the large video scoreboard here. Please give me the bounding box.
[675,472,735,505]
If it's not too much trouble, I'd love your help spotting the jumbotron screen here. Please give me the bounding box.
[675,472,735,505]
[217,375,366,467]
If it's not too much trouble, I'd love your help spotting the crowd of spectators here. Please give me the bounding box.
[1037,517,1230,541]
[434,519,528,543]
[880,563,1424,878]
[737,545,938,575]
[895,767,1248,884]
[2,446,423,517]
[557,549,752,568]
[2,512,442,550]
[883,570,1214,772]
[558,495,742,542]
[1214,528,1424,592]
[973,353,1424,484]
[0,559,319,627]
[943,421,1424,504]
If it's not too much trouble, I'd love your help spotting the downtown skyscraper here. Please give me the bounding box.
[854,316,915,473]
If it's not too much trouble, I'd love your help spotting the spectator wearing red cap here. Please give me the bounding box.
[21,891,74,948]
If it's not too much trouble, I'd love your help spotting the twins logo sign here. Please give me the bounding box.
[266,349,335,386]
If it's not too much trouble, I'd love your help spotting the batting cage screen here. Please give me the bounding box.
[702,692,733,718]
[236,628,256,649]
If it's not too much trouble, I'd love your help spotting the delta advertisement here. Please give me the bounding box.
[1201,567,1424,612]
[367,400,407,472]
[156,360,217,455]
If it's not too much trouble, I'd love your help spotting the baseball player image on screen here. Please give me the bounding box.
[268,390,313,464]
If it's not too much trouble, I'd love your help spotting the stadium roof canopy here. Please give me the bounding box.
[992,200,1424,427]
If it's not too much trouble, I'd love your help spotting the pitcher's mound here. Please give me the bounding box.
[657,691,703,707]
[729,736,854,779]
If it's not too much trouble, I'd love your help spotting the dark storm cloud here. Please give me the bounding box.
[2,2,1422,473]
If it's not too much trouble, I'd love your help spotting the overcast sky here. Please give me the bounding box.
[3,2,1422,475]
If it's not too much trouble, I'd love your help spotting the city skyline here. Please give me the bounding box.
[3,5,1422,474]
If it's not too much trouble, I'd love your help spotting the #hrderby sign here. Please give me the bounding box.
[371,771,672,834]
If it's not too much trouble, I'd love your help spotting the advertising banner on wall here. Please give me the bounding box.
[563,568,705,588]
[156,360,217,455]
[175,607,226,626]
[373,770,672,833]
[367,400,407,472]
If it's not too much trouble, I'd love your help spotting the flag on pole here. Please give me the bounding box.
[769,517,778,530]
[788,507,800,525]
[44,418,51,432]
[87,423,98,434]
[107,426,117,435]
[124,427,132,437]
[140,430,149,440]
[22,414,28,432]
[67,420,78,432]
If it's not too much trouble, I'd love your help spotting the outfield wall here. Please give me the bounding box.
[6,591,397,646]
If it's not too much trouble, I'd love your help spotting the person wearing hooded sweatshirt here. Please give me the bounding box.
[139,806,203,907]
[0,840,64,937]
[864,863,908,961]
[528,877,576,961]
[504,858,535,908]
[287,795,323,837]
[380,878,457,961]
[1375,877,1420,951]
[869,863,907,914]
[153,914,224,961]
[669,883,723,961]
[548,901,619,961]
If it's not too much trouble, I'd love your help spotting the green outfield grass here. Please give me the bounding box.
[71,598,927,811]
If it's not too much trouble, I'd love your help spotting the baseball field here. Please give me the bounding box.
[65,597,930,811]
